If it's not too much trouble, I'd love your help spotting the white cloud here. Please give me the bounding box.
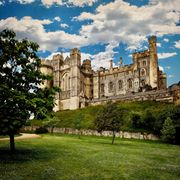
[0,16,88,52]
[168,75,174,78]
[165,66,171,69]
[157,43,161,47]
[76,0,180,51]
[12,0,35,4]
[46,42,118,70]
[158,52,177,59]
[159,66,164,72]
[60,23,69,28]
[0,0,4,5]
[163,38,169,42]
[41,0,97,7]
[54,16,61,22]
[174,40,180,49]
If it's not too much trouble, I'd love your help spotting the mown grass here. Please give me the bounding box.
[0,134,180,180]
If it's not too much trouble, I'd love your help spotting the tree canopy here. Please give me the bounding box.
[0,29,59,152]
[94,101,124,144]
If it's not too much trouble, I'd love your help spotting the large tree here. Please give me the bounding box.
[94,102,124,144]
[0,29,59,152]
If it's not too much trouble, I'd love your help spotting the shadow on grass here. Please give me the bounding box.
[0,147,61,164]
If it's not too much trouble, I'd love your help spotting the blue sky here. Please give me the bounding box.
[0,0,179,86]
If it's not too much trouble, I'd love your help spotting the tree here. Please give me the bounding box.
[94,102,124,144]
[161,117,176,143]
[43,114,59,134]
[0,29,59,152]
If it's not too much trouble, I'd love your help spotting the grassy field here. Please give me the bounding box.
[0,134,180,180]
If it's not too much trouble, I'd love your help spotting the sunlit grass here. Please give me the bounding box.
[0,134,179,180]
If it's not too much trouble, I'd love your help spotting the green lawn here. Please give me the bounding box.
[0,134,180,180]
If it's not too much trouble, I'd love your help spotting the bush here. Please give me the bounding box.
[131,113,141,129]
[35,127,48,134]
[161,117,176,143]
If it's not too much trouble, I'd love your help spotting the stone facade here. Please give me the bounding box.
[41,36,168,111]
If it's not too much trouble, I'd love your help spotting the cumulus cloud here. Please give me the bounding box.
[41,0,97,7]
[157,43,161,47]
[0,0,4,5]
[158,52,177,59]
[159,66,164,72]
[0,16,88,52]
[54,16,61,22]
[46,42,119,70]
[168,75,174,78]
[76,0,180,51]
[60,23,69,28]
[163,38,169,42]
[174,40,180,49]
[11,0,35,4]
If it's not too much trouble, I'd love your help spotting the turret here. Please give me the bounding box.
[110,60,113,69]
[70,48,81,66]
[148,35,158,89]
[119,57,123,67]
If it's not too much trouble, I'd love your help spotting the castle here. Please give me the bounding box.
[41,36,167,111]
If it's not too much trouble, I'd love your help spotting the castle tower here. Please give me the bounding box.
[82,59,93,98]
[110,60,113,69]
[149,36,158,89]
[51,54,64,111]
[69,48,81,109]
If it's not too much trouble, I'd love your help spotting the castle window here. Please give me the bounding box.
[118,80,123,90]
[143,61,146,66]
[101,83,105,95]
[141,68,146,76]
[138,62,140,67]
[141,79,145,87]
[108,82,114,93]
[127,79,133,89]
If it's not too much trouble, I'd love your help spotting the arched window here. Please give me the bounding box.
[127,79,133,89]
[143,61,146,66]
[141,68,146,76]
[108,82,114,93]
[101,83,105,95]
[118,80,123,90]
[62,73,70,91]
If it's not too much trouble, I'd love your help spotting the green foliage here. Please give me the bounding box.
[161,117,176,143]
[34,127,48,134]
[95,102,124,144]
[0,29,58,151]
[131,113,141,129]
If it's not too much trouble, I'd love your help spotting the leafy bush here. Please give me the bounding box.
[35,127,48,134]
[161,117,176,143]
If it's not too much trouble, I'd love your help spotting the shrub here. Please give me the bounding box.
[161,117,176,143]
[131,113,141,129]
[35,127,48,134]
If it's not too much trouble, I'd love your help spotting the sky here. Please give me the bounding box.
[0,0,179,86]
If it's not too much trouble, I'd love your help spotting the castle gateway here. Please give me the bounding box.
[41,36,167,111]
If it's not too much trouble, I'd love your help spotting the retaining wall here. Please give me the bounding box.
[22,126,159,141]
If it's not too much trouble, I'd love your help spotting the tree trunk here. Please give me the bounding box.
[9,133,15,153]
[112,131,116,144]
[51,126,54,134]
